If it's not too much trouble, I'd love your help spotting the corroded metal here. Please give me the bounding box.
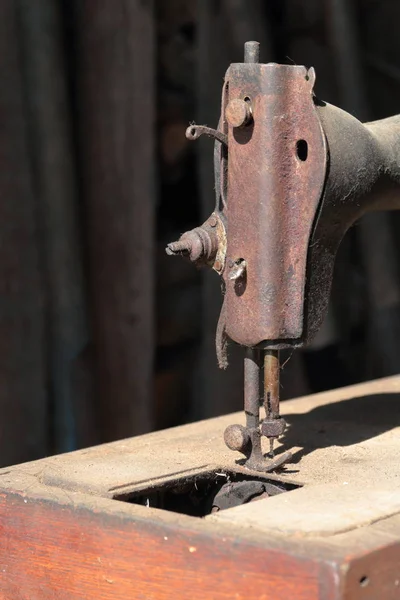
[261,350,286,454]
[223,348,291,472]
[166,39,400,470]
[185,124,227,146]
[166,213,221,267]
[224,63,327,348]
[225,98,252,128]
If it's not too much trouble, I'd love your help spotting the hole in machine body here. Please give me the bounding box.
[114,468,300,517]
[296,139,308,161]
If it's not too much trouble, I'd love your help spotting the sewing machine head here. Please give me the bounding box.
[167,41,400,472]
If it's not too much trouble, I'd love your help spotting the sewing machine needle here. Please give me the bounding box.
[269,438,275,457]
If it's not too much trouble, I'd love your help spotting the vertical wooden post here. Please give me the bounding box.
[0,1,48,466]
[76,1,155,440]
[17,0,89,453]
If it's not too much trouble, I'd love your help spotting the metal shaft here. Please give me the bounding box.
[242,42,260,431]
[263,349,280,455]
[244,348,261,429]
[244,41,260,64]
[263,349,280,420]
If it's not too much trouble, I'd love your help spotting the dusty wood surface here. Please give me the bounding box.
[1,377,400,597]
[2,375,400,532]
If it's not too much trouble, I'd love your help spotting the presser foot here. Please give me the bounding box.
[245,451,293,473]
[224,424,292,472]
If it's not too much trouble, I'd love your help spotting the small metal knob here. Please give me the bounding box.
[226,99,252,129]
[224,424,250,452]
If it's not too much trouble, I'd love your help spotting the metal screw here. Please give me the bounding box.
[165,240,191,255]
[229,259,247,280]
[226,99,252,129]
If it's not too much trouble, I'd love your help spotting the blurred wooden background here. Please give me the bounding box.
[1,0,400,467]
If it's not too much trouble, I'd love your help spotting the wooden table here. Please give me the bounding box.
[1,376,400,599]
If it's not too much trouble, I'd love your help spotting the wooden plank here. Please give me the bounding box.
[343,542,400,600]
[2,376,400,597]
[5,374,400,530]
[17,0,89,452]
[0,1,48,466]
[74,0,155,440]
[0,488,338,600]
[211,482,400,537]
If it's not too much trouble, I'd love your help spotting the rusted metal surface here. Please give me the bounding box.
[167,39,400,469]
[225,62,327,348]
[166,213,223,268]
[167,42,324,468]
[261,350,286,453]
[225,98,252,128]
[223,349,259,456]
[224,416,292,471]
[244,40,260,64]
[186,124,227,146]
[263,350,280,420]
[244,348,260,430]
[224,347,290,470]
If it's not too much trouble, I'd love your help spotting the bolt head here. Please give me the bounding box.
[228,259,246,281]
[226,99,252,128]
[261,418,286,439]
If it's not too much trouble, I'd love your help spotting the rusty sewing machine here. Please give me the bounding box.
[2,40,400,599]
[167,40,400,472]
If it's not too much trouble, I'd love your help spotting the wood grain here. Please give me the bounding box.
[0,0,48,466]
[343,542,400,600]
[0,490,336,600]
[2,378,400,598]
[17,0,89,454]
[75,0,155,440]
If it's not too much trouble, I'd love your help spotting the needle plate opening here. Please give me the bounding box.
[113,468,300,517]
